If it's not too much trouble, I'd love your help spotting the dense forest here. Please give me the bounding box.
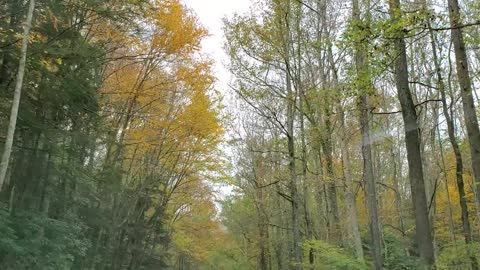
[0,0,480,269]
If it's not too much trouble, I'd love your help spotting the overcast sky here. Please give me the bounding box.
[182,0,250,90]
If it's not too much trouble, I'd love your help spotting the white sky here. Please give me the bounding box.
[182,0,251,91]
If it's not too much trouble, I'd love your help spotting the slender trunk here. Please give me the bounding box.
[314,148,328,241]
[352,0,382,267]
[326,22,363,257]
[299,66,315,268]
[283,13,301,267]
[287,77,301,269]
[259,211,269,270]
[387,0,435,266]
[391,147,405,233]
[339,104,364,260]
[256,159,269,270]
[0,0,36,191]
[359,94,383,270]
[300,104,313,240]
[276,1,302,267]
[447,0,480,211]
[324,43,340,241]
[437,127,457,243]
[273,161,288,270]
[295,1,313,242]
[322,109,340,243]
[428,11,477,269]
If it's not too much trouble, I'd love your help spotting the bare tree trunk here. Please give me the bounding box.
[323,35,340,245]
[387,0,435,266]
[298,46,315,269]
[428,11,478,269]
[391,146,405,233]
[352,0,382,268]
[437,127,457,243]
[314,149,328,241]
[325,36,364,262]
[294,1,313,245]
[280,1,301,264]
[447,0,480,223]
[253,152,271,270]
[322,106,340,244]
[257,183,269,270]
[0,0,36,191]
[339,104,364,260]
[287,83,301,269]
[359,92,383,270]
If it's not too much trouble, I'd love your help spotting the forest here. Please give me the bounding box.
[0,0,479,269]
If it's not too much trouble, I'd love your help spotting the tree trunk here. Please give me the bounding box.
[284,14,301,269]
[359,92,383,270]
[0,0,36,191]
[391,146,405,233]
[324,43,340,243]
[339,104,364,260]
[387,0,435,266]
[326,21,363,257]
[447,0,480,223]
[287,74,301,270]
[322,108,340,243]
[295,1,313,242]
[255,157,270,270]
[352,0,382,268]
[428,11,478,269]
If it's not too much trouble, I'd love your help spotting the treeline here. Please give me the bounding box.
[0,0,226,269]
[221,0,480,269]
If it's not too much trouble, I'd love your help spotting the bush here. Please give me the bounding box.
[0,207,90,270]
[302,240,368,270]
[437,243,480,270]
[382,230,421,270]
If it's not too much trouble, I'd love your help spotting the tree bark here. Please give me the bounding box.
[352,0,382,268]
[339,103,364,260]
[387,0,435,266]
[322,106,340,243]
[359,91,383,270]
[287,72,301,270]
[326,20,363,257]
[255,156,270,270]
[391,146,405,233]
[0,0,36,191]
[447,0,480,220]
[280,0,301,265]
[428,10,478,269]
[323,31,340,244]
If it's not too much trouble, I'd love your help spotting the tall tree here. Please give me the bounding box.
[0,0,35,191]
[387,0,435,266]
[425,1,478,269]
[352,0,382,268]
[447,0,480,212]
[282,2,302,266]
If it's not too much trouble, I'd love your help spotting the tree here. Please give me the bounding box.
[447,0,480,217]
[0,0,35,191]
[425,1,477,268]
[352,0,382,268]
[387,0,434,266]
